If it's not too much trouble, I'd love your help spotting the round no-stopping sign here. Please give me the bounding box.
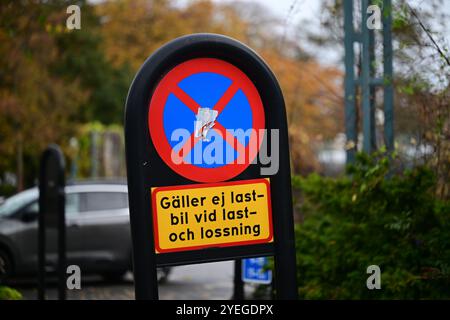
[125,34,298,300]
[148,58,265,183]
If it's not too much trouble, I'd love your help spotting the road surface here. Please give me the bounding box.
[8,260,259,300]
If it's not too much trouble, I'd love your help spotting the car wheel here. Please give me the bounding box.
[0,249,12,283]
[102,270,127,282]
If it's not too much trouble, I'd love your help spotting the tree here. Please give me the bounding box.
[96,0,343,174]
[0,1,87,189]
[52,1,133,124]
[304,0,450,195]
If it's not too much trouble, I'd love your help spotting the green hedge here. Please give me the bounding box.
[0,286,22,300]
[293,152,450,299]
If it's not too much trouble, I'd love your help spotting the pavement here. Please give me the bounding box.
[8,260,253,300]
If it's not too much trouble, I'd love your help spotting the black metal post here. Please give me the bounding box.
[272,110,298,300]
[38,198,45,300]
[57,180,66,300]
[232,259,244,300]
[38,144,66,300]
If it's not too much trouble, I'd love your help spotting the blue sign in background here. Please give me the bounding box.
[242,257,272,284]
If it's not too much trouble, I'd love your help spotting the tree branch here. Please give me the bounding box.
[407,4,450,67]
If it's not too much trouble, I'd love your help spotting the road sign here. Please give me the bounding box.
[242,257,272,284]
[125,33,297,300]
[149,58,265,183]
[151,179,273,253]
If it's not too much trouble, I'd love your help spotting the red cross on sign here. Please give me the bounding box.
[148,58,265,183]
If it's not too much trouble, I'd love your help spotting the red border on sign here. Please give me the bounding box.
[148,58,265,183]
[151,179,273,253]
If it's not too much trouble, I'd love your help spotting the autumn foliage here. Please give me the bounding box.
[0,0,342,190]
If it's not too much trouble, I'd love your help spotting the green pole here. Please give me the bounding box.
[383,0,394,152]
[344,0,357,163]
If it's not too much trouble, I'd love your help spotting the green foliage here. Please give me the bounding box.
[293,151,450,299]
[70,122,126,179]
[0,286,22,300]
[392,3,410,32]
[0,1,132,190]
[0,184,16,198]
[52,6,133,124]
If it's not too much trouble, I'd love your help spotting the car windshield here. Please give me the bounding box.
[0,188,38,217]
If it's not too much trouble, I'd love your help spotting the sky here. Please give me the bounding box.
[228,0,450,83]
[237,0,321,20]
[192,0,337,64]
[223,0,341,65]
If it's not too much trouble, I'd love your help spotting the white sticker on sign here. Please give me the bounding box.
[194,107,218,141]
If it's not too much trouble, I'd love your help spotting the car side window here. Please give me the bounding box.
[23,201,38,215]
[80,192,128,214]
[21,194,80,217]
[65,193,81,217]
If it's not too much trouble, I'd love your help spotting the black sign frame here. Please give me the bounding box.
[125,33,297,300]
